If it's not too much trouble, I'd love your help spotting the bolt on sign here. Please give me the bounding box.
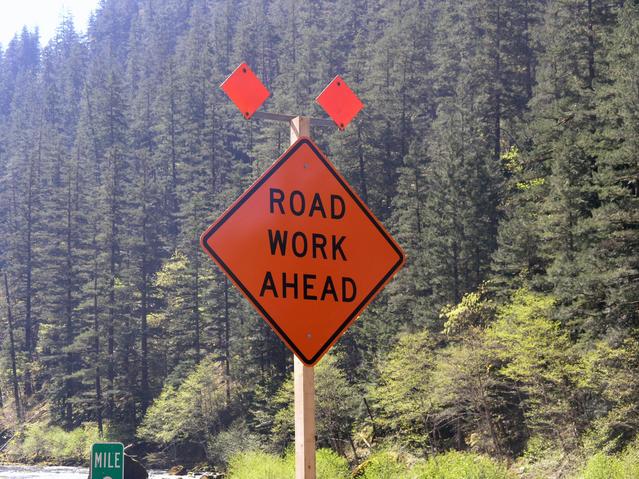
[90,442,124,479]
[201,137,405,365]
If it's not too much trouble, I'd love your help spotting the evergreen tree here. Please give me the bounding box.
[37,16,87,428]
[587,1,639,331]
[0,0,637,469]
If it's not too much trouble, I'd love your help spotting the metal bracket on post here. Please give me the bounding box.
[253,110,335,128]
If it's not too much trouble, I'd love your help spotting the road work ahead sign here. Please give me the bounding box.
[90,442,124,479]
[201,138,405,365]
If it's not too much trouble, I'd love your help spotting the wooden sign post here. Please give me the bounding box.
[203,63,404,479]
[290,117,316,479]
[295,353,316,479]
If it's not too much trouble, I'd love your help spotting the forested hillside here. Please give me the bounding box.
[0,0,638,477]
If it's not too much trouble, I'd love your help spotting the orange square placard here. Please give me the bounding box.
[220,62,270,119]
[315,75,363,130]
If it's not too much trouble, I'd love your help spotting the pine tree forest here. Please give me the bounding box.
[0,1,638,477]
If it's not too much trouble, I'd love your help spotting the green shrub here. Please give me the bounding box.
[411,451,513,479]
[19,422,51,460]
[267,354,359,454]
[7,421,101,464]
[356,450,512,479]
[138,357,231,447]
[316,448,350,479]
[227,451,293,479]
[358,450,410,479]
[580,453,624,479]
[578,442,639,479]
[206,420,260,467]
[227,448,349,479]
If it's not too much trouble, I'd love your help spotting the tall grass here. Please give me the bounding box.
[227,449,512,479]
[227,448,349,479]
[578,442,639,479]
[357,450,512,479]
[226,451,292,479]
[356,450,409,478]
[410,451,513,479]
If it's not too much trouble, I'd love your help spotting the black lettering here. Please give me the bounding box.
[332,235,347,260]
[292,232,308,257]
[270,188,285,214]
[282,272,298,299]
[331,194,345,219]
[342,277,356,302]
[309,193,327,218]
[303,274,317,300]
[290,190,305,216]
[312,233,327,259]
[268,229,287,255]
[260,272,278,297]
[320,276,338,301]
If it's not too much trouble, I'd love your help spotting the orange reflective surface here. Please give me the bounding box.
[315,75,364,130]
[201,138,404,365]
[220,62,270,119]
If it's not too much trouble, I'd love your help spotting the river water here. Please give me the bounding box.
[0,465,176,479]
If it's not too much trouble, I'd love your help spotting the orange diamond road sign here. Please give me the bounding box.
[315,75,364,130]
[201,138,405,365]
[220,62,270,119]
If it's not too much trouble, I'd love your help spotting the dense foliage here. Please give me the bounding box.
[0,0,638,477]
[4,421,100,464]
[227,449,350,479]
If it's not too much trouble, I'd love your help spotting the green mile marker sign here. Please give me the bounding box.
[91,442,124,479]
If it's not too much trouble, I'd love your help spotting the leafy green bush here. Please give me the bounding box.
[206,420,260,467]
[226,448,349,479]
[580,453,624,479]
[138,356,232,448]
[578,442,639,479]
[411,451,513,479]
[356,450,512,479]
[7,421,101,464]
[371,332,436,452]
[357,450,409,479]
[227,451,292,479]
[316,448,350,479]
[268,354,359,454]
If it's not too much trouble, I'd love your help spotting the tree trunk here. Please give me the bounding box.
[3,273,22,422]
[224,278,231,403]
[64,175,74,428]
[356,125,369,204]
[23,154,35,398]
[586,0,595,89]
[92,226,104,436]
[194,244,201,364]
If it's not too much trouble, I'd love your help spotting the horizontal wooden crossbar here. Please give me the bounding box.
[252,111,335,128]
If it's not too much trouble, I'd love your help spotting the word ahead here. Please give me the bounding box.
[201,138,405,365]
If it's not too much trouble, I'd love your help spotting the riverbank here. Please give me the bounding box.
[0,465,87,479]
[0,465,179,479]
